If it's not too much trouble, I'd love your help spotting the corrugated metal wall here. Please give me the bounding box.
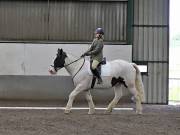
[0,1,48,40]
[0,0,127,42]
[133,0,169,104]
[49,1,127,42]
[0,0,170,103]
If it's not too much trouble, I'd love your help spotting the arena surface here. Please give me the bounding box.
[0,101,179,135]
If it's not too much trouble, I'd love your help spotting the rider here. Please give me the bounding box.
[81,28,104,84]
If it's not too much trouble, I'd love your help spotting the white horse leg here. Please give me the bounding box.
[84,90,95,114]
[128,84,142,114]
[64,84,84,114]
[105,86,122,114]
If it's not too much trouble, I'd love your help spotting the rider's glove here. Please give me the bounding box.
[85,52,91,56]
[81,53,86,57]
[81,52,90,57]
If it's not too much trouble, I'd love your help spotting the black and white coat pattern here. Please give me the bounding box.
[49,49,145,114]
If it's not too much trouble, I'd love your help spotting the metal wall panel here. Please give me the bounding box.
[133,27,168,61]
[133,0,169,104]
[0,0,127,42]
[49,1,127,42]
[0,1,48,41]
[134,0,169,25]
[83,0,128,1]
[142,63,168,104]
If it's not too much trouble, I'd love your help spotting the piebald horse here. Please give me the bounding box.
[49,48,145,114]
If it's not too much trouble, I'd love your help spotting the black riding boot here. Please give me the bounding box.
[91,68,103,84]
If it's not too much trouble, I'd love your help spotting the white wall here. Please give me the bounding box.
[0,43,132,100]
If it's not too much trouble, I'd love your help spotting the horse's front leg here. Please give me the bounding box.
[64,84,85,114]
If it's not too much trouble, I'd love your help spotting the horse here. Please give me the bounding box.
[49,48,145,114]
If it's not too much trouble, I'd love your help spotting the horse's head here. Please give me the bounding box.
[49,48,67,74]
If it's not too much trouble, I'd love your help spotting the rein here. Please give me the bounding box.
[64,57,82,67]
[72,58,85,79]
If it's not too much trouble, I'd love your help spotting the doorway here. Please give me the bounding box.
[169,0,180,104]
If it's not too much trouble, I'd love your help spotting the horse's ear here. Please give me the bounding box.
[58,48,63,55]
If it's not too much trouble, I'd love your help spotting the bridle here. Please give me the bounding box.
[51,57,85,79]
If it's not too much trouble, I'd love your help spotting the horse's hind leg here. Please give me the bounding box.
[128,84,142,114]
[105,85,122,114]
[84,90,95,114]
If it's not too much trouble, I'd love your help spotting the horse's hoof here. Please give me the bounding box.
[104,109,112,114]
[88,109,95,115]
[136,110,142,115]
[64,109,71,114]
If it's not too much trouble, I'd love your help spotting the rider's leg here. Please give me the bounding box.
[91,60,103,84]
[91,60,99,70]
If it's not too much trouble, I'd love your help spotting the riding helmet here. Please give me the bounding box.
[95,28,104,35]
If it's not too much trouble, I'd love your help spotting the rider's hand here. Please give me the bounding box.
[85,52,91,56]
[81,54,85,57]
[81,52,90,57]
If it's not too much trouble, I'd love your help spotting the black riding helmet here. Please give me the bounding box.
[95,28,104,35]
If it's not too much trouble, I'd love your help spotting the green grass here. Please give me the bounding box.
[169,87,180,101]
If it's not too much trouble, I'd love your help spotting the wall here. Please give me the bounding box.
[0,0,170,104]
[0,43,132,101]
[0,0,132,101]
[133,0,169,104]
[0,0,128,43]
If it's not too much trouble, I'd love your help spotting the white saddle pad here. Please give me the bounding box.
[87,62,111,77]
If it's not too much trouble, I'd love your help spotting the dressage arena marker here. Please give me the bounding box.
[0,107,133,111]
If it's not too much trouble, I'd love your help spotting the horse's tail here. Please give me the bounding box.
[132,63,145,102]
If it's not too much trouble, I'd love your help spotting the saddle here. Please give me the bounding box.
[99,57,107,65]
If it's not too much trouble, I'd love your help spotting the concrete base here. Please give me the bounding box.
[0,75,131,101]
